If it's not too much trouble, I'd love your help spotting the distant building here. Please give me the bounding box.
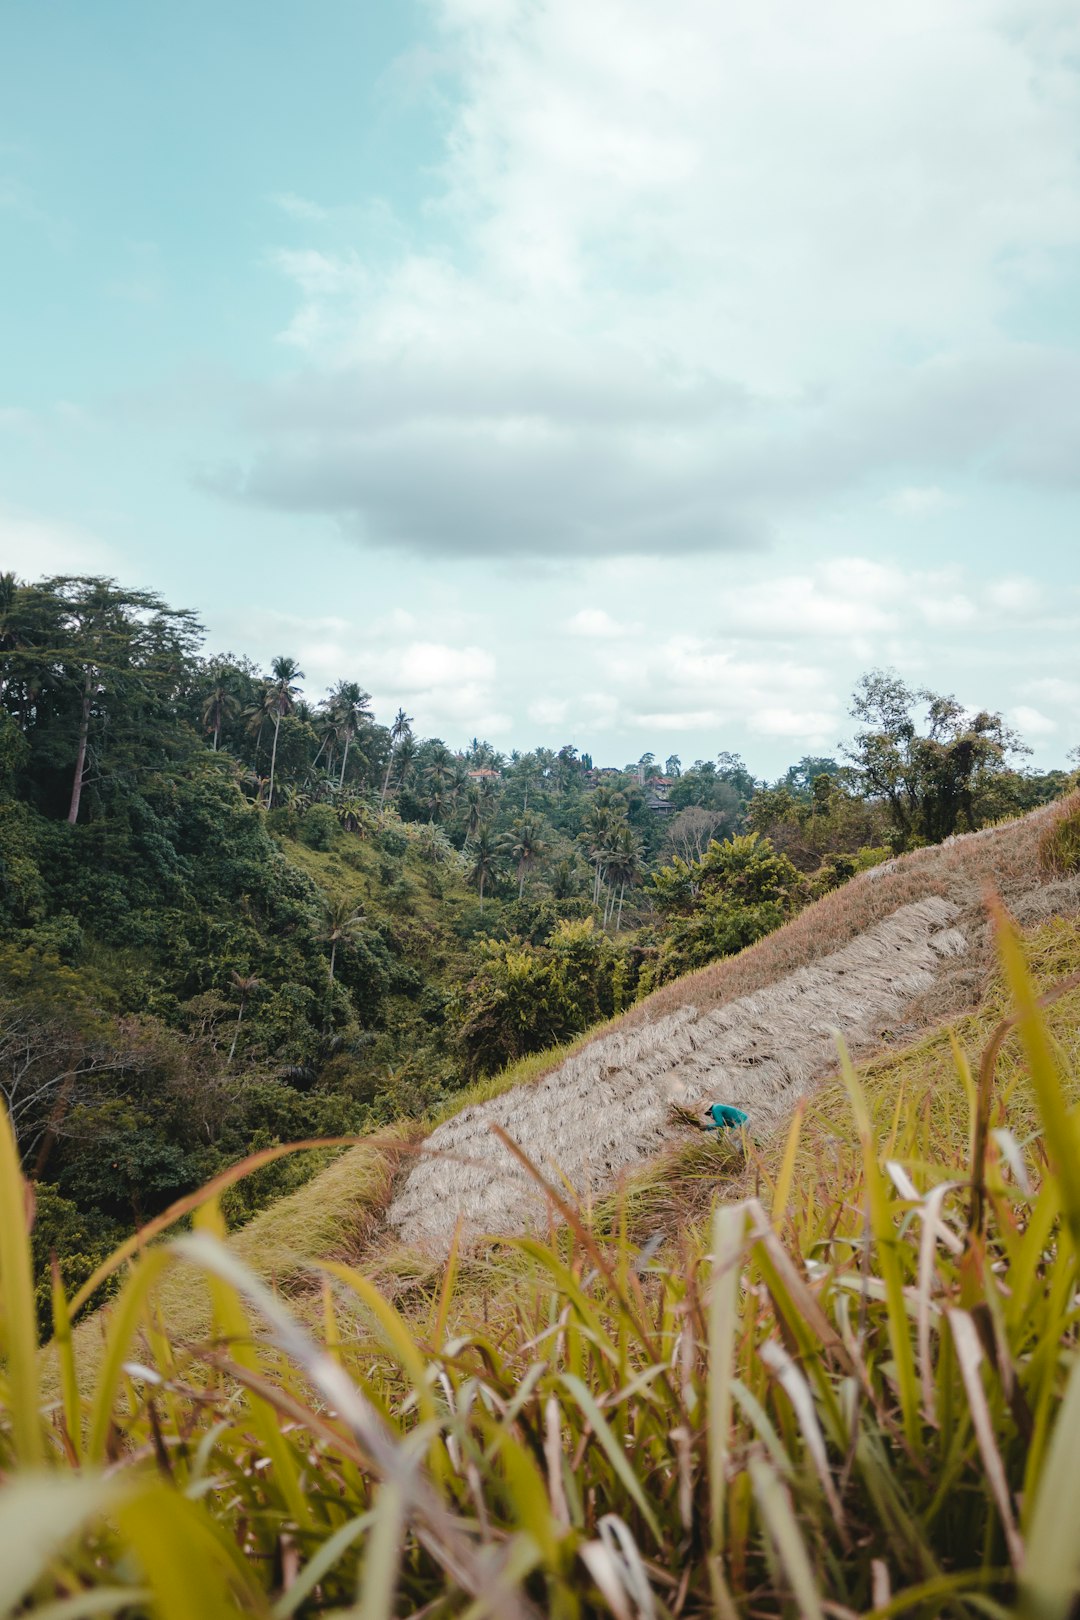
[644,775,677,815]
[467,768,502,781]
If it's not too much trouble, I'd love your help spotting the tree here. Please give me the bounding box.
[511,812,547,898]
[325,681,372,788]
[227,973,261,1067]
[321,897,365,987]
[379,708,413,809]
[604,823,641,930]
[1,576,202,825]
[201,669,241,751]
[666,805,726,864]
[846,670,1025,847]
[468,825,502,913]
[264,656,304,810]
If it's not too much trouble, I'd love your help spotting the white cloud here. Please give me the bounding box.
[1011,704,1058,736]
[271,192,330,222]
[749,707,841,740]
[986,576,1044,613]
[882,485,956,518]
[565,608,629,638]
[203,0,1080,558]
[0,508,119,576]
[528,696,569,725]
[1024,676,1080,706]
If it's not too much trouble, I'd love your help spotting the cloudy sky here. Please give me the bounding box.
[3,0,1079,773]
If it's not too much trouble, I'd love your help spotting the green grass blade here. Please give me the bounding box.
[559,1373,661,1542]
[356,1478,407,1620]
[708,1202,744,1554]
[748,1452,825,1620]
[0,1475,120,1614]
[991,898,1080,1252]
[0,1100,43,1465]
[1019,1341,1080,1619]
[839,1039,921,1447]
[85,1248,172,1465]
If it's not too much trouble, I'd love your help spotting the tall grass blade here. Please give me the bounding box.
[747,1452,825,1620]
[947,1309,1024,1568]
[707,1202,743,1554]
[0,1475,119,1613]
[0,1101,43,1465]
[356,1478,407,1620]
[1019,1343,1080,1620]
[990,898,1080,1251]
[839,1040,920,1446]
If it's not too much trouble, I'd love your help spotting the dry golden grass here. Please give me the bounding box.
[384,797,1080,1253]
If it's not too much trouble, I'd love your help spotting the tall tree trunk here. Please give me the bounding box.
[328,939,337,985]
[479,870,485,915]
[32,1072,77,1180]
[67,666,93,824]
[227,997,247,1066]
[213,716,220,751]
[518,861,525,900]
[379,749,394,810]
[616,882,625,931]
[338,734,350,788]
[268,712,282,808]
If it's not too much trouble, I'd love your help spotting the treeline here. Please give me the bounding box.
[0,572,1073,1309]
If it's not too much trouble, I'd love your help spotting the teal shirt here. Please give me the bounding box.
[707,1104,749,1131]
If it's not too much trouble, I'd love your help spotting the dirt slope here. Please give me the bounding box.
[385,797,1080,1255]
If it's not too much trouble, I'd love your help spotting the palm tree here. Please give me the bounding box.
[424,744,455,823]
[462,784,484,846]
[264,655,304,809]
[322,896,365,986]
[581,801,614,908]
[379,708,414,809]
[227,972,261,1066]
[605,824,641,931]
[511,813,547,899]
[326,681,372,788]
[202,672,240,751]
[468,825,502,914]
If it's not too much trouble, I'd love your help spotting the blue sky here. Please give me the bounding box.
[3,0,1080,775]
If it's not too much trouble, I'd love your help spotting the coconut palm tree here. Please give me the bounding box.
[462,784,484,846]
[468,825,502,914]
[227,972,261,1066]
[321,896,365,986]
[605,823,641,931]
[264,655,304,809]
[379,708,414,810]
[424,744,455,823]
[325,680,372,788]
[581,801,614,908]
[511,813,547,899]
[202,672,240,751]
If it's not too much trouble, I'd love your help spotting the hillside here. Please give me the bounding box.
[83,789,1078,1368]
[21,782,1080,1618]
[385,796,1080,1255]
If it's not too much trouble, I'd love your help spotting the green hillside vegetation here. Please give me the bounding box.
[5,897,1080,1616]
[0,571,1073,1317]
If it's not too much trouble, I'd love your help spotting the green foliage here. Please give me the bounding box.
[1,569,1074,1344]
[454,917,633,1075]
[643,833,802,985]
[1040,799,1080,875]
[845,667,1056,848]
[2,926,1080,1616]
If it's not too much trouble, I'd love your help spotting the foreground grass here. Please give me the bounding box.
[4,909,1080,1616]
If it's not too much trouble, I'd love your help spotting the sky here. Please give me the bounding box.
[2,0,1080,776]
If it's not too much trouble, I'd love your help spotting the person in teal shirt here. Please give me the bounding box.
[705,1103,749,1131]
